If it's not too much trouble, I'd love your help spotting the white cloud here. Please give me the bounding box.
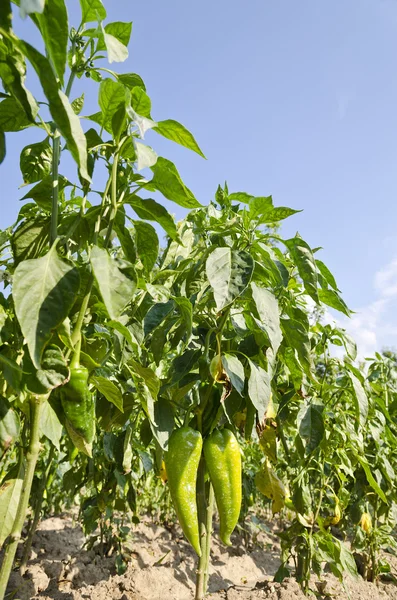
[374,258,397,298]
[330,258,397,359]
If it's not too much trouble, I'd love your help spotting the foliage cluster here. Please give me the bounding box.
[0,1,396,599]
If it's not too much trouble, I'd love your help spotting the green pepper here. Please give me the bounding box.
[60,365,95,455]
[164,427,202,556]
[204,428,242,546]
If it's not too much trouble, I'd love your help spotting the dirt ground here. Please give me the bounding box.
[5,514,397,600]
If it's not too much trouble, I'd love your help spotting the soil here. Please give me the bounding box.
[4,514,397,600]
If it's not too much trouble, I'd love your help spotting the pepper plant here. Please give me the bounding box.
[0,0,206,595]
[125,184,358,599]
[1,2,396,600]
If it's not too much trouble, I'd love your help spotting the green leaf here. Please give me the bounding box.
[281,318,311,376]
[129,359,160,400]
[348,371,368,427]
[285,237,319,303]
[150,157,201,209]
[297,403,324,453]
[0,37,38,121]
[0,354,22,391]
[153,119,205,158]
[90,246,136,321]
[35,0,68,85]
[91,375,123,411]
[144,300,174,337]
[336,541,358,578]
[85,127,103,150]
[247,359,271,421]
[316,259,338,291]
[338,330,357,361]
[22,344,69,394]
[249,196,273,220]
[17,40,90,181]
[113,213,135,264]
[131,87,151,118]
[222,354,244,396]
[79,0,106,23]
[40,400,62,449]
[355,454,387,503]
[111,105,127,142]
[251,283,282,354]
[20,174,69,211]
[0,397,20,450]
[125,196,177,240]
[13,246,80,369]
[173,297,193,345]
[71,93,85,115]
[0,0,12,30]
[318,289,351,317]
[98,78,126,133]
[103,21,132,47]
[170,349,201,384]
[107,320,140,351]
[57,318,73,350]
[11,217,50,265]
[66,422,92,457]
[258,206,301,224]
[0,97,32,131]
[118,72,145,90]
[151,398,174,450]
[133,220,158,272]
[134,141,157,171]
[20,139,52,184]
[228,191,253,204]
[102,30,128,64]
[206,247,254,311]
[0,458,24,547]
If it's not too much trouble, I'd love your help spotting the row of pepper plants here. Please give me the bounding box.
[0,1,396,599]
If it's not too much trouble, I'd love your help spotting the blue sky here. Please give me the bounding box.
[2,0,397,357]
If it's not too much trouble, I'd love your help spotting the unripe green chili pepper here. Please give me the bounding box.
[60,365,95,450]
[164,427,202,556]
[204,428,242,546]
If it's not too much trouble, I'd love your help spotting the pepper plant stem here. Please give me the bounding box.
[50,130,61,246]
[195,456,208,600]
[49,60,76,247]
[70,156,117,349]
[20,445,55,573]
[0,396,46,600]
[203,482,214,595]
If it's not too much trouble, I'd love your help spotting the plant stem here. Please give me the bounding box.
[104,151,119,248]
[70,276,94,347]
[65,70,76,98]
[195,456,208,600]
[70,155,118,349]
[49,53,76,248]
[50,130,61,246]
[20,445,55,573]
[0,396,46,600]
[203,482,214,594]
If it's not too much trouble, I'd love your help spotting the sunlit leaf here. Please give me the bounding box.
[13,246,80,369]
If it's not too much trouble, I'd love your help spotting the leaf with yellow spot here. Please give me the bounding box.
[258,423,277,463]
[255,459,286,514]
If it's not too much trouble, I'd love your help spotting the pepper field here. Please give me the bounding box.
[0,1,397,599]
